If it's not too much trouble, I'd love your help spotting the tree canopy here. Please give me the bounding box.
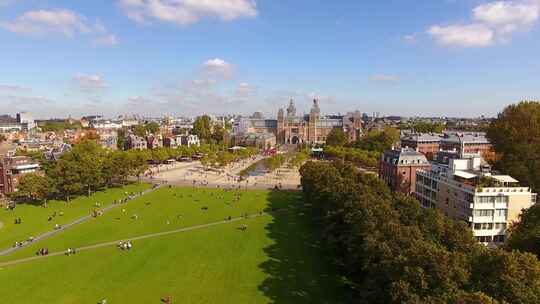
[192,115,213,143]
[351,127,399,153]
[325,128,348,147]
[300,160,540,303]
[487,101,540,192]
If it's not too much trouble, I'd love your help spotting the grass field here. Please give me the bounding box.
[0,186,343,303]
[0,183,151,251]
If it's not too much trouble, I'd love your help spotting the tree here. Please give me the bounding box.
[487,101,540,192]
[299,159,540,303]
[11,174,55,204]
[133,124,147,137]
[146,122,160,134]
[351,127,399,152]
[325,128,348,147]
[117,128,126,150]
[192,115,212,143]
[506,203,540,257]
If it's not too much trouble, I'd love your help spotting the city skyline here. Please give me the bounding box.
[1,0,540,118]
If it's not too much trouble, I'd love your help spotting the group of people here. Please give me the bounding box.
[65,248,77,256]
[36,248,49,256]
[47,211,64,222]
[92,210,104,218]
[117,241,133,251]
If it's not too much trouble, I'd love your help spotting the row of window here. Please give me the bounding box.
[473,223,507,230]
[476,196,509,204]
[476,235,505,243]
[473,209,508,217]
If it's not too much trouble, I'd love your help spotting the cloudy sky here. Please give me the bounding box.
[0,0,539,118]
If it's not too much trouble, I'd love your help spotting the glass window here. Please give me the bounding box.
[474,209,494,217]
[495,209,507,217]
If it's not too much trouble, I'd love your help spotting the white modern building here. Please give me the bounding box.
[415,151,536,245]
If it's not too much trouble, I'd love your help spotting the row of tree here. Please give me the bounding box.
[199,147,258,169]
[323,146,381,168]
[300,160,540,303]
[12,141,243,204]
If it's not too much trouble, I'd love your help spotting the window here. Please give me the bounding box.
[476,236,493,243]
[473,223,493,230]
[493,235,505,243]
[474,209,494,217]
[495,223,507,230]
[495,209,507,218]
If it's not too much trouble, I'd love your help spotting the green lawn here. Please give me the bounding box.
[0,187,343,303]
[0,183,150,251]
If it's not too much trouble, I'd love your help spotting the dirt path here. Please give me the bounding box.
[0,185,163,257]
[0,210,286,268]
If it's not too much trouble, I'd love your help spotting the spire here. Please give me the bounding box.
[310,99,320,115]
[286,99,296,117]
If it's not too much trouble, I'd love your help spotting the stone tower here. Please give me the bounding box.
[309,99,320,143]
[286,99,296,117]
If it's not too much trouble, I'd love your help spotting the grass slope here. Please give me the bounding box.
[0,187,343,303]
[0,183,150,251]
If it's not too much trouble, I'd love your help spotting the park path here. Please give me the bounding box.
[0,184,163,257]
[0,210,284,268]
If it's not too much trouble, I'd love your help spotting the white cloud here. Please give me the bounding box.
[203,58,234,79]
[1,9,92,37]
[73,74,108,90]
[0,9,119,46]
[370,74,400,82]
[428,0,540,47]
[0,84,31,92]
[119,0,258,25]
[473,0,540,34]
[428,24,495,47]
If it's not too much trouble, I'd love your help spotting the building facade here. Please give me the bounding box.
[233,99,362,145]
[379,147,431,194]
[400,133,441,158]
[0,155,40,198]
[415,153,536,245]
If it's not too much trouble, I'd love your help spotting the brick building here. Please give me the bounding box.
[400,133,441,159]
[379,147,431,194]
[0,155,40,198]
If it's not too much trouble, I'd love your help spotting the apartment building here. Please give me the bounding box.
[415,152,536,245]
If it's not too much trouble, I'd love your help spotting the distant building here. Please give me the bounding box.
[0,115,22,133]
[16,112,35,130]
[163,136,180,148]
[234,132,276,149]
[126,135,147,150]
[440,132,493,159]
[180,134,200,147]
[0,155,40,198]
[91,120,123,130]
[400,133,441,158]
[44,143,72,161]
[415,152,536,245]
[233,99,362,145]
[379,147,431,194]
[146,135,163,149]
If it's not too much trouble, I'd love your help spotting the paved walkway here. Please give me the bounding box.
[0,210,285,268]
[0,184,163,257]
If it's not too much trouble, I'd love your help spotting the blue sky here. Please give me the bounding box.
[0,0,539,118]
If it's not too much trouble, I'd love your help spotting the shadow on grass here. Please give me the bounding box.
[258,190,344,304]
